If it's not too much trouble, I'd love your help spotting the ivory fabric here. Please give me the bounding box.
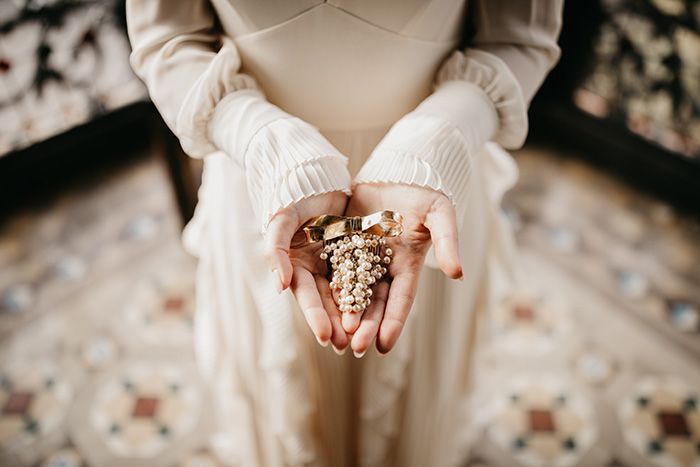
[126,1,562,466]
[208,90,353,232]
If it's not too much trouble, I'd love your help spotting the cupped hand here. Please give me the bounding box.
[343,183,463,356]
[264,191,350,353]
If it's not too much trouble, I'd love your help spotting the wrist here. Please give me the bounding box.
[354,112,472,227]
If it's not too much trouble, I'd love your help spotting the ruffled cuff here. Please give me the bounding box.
[355,77,500,228]
[435,48,529,149]
[174,37,259,158]
[209,90,352,232]
[354,112,478,228]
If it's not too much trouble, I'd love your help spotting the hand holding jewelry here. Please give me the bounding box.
[291,210,403,330]
[343,184,463,357]
[264,192,351,352]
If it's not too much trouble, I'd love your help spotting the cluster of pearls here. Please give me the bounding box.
[320,233,392,314]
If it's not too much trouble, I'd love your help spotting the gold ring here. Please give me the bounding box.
[290,210,404,248]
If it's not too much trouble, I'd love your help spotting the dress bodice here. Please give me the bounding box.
[209,0,467,131]
[211,0,466,41]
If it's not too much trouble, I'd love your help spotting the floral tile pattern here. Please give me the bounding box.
[71,360,208,467]
[489,290,573,357]
[482,375,599,467]
[618,376,700,467]
[117,275,195,353]
[505,148,700,355]
[0,358,77,466]
[0,143,699,467]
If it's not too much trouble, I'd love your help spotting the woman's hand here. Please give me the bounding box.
[264,192,350,353]
[343,183,463,356]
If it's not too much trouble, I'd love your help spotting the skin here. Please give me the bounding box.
[344,183,463,355]
[263,183,463,357]
[264,191,350,352]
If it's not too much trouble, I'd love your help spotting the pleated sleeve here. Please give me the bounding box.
[355,0,563,227]
[126,0,351,232]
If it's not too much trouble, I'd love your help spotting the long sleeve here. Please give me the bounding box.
[126,0,351,232]
[355,0,563,227]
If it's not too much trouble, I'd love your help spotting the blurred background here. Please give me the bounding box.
[0,1,699,466]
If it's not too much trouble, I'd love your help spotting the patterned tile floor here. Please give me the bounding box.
[0,144,698,467]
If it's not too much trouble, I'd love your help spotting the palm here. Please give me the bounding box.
[343,183,463,355]
[285,195,342,276]
[265,192,350,352]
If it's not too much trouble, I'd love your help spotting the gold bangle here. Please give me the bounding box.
[290,210,404,248]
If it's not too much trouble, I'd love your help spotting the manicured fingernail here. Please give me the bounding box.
[332,345,346,355]
[317,336,330,347]
[353,349,367,358]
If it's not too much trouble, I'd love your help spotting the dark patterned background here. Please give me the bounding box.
[0,0,146,156]
[574,0,700,159]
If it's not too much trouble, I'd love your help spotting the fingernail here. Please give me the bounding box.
[353,349,367,358]
[317,336,330,347]
[332,344,346,355]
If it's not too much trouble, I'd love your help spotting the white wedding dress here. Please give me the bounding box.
[126,1,562,466]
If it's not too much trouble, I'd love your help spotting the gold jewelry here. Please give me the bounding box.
[290,210,403,248]
[291,210,403,315]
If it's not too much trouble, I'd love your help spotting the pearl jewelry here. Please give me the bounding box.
[321,233,393,316]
